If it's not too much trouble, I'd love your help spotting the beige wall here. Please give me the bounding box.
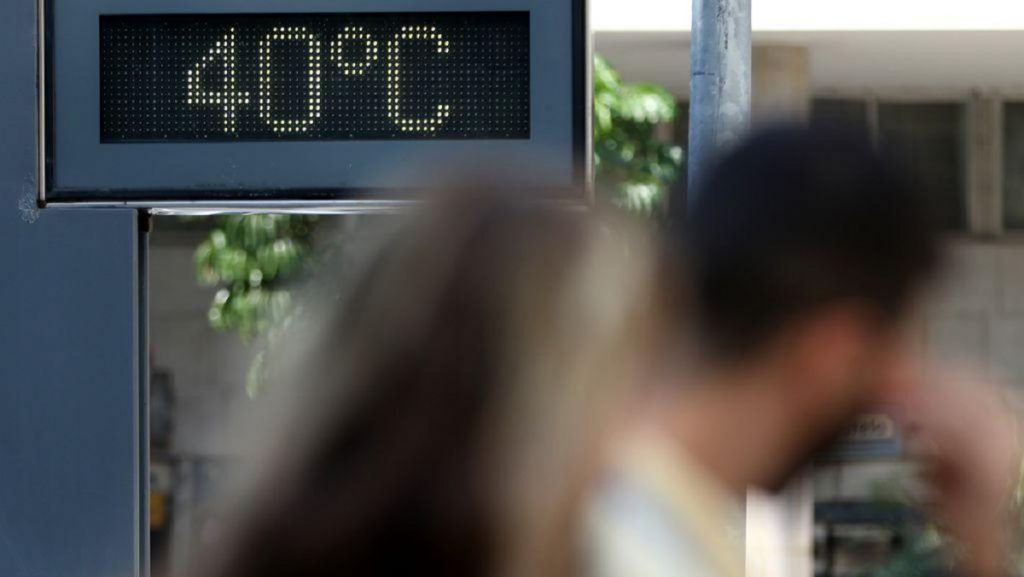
[753,46,811,123]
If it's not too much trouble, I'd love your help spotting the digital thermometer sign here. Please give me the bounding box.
[42,0,588,208]
[100,13,530,142]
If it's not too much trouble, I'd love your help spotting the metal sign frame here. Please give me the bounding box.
[39,0,591,212]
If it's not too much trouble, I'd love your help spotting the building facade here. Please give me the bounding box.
[595,2,1024,575]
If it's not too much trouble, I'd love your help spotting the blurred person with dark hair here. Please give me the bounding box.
[588,125,1022,577]
[192,192,684,577]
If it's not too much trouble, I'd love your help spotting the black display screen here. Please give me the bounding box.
[100,13,530,142]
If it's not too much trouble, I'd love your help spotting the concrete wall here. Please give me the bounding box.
[148,225,254,575]
[927,241,1024,380]
[149,228,253,459]
[150,229,251,458]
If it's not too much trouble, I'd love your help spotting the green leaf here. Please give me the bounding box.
[593,53,683,215]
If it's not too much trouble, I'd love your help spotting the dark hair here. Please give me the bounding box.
[683,124,940,361]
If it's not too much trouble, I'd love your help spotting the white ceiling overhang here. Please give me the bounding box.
[594,0,1024,97]
[593,0,1024,33]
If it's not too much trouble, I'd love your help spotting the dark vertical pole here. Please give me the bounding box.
[0,2,145,576]
[139,213,152,577]
[684,0,752,212]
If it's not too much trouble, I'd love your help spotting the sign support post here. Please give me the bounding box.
[8,3,587,576]
[0,3,146,576]
[684,0,751,211]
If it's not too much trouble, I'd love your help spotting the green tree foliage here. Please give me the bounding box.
[195,214,317,339]
[594,54,683,213]
[193,56,682,392]
[864,467,1024,577]
[193,214,317,394]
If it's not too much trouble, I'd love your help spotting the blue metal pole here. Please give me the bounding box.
[685,0,752,211]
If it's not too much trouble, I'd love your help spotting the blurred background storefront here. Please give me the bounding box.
[148,2,1024,576]
[596,2,1024,576]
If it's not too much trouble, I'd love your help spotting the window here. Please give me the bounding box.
[812,98,869,137]
[1003,103,1024,229]
[810,99,968,232]
[877,103,967,231]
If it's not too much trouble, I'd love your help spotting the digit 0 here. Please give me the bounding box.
[387,26,451,133]
[258,26,323,133]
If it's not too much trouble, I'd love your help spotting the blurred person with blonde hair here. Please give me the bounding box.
[191,191,686,577]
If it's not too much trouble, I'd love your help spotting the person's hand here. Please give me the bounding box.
[899,367,1022,577]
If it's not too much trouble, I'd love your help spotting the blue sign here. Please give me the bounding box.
[42,0,589,209]
[822,414,903,462]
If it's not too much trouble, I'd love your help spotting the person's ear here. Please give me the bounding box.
[870,325,924,410]
[784,305,876,405]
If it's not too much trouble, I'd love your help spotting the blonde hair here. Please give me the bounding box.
[494,211,681,577]
[197,194,684,577]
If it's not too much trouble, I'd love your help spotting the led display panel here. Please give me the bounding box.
[100,13,530,142]
[42,0,587,208]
